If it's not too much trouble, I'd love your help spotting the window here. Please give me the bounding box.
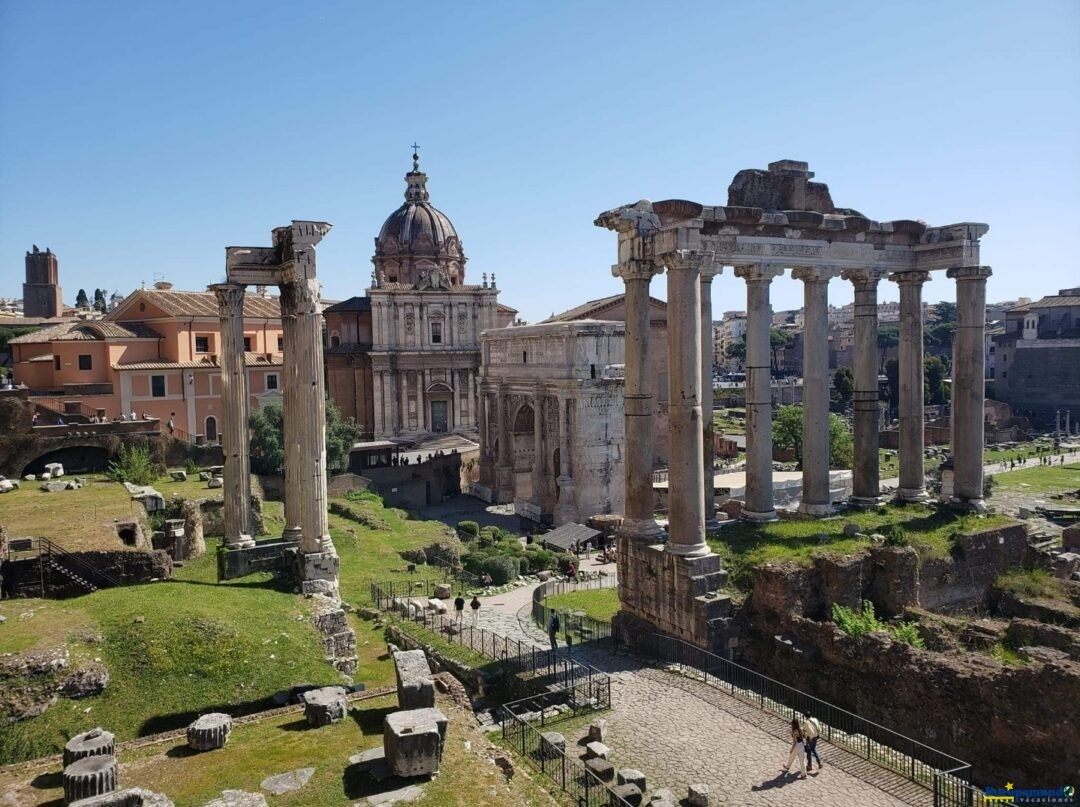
[277,336,284,351]
[151,375,166,397]
[431,322,442,344]
[522,351,528,364]
[266,373,278,390]
[53,355,61,370]
[1001,371,1007,379]
[243,337,252,352]
[195,336,210,353]
[78,354,92,371]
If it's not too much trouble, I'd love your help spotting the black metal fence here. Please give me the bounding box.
[532,577,616,648]
[932,768,985,806]
[500,674,612,728]
[648,634,973,802]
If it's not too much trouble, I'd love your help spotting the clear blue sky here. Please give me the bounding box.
[1,0,1077,322]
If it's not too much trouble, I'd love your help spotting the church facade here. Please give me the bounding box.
[325,155,516,442]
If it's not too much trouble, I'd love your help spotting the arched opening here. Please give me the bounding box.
[513,404,534,435]
[205,416,218,443]
[22,445,109,477]
[330,330,341,348]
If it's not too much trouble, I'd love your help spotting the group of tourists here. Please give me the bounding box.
[452,593,481,627]
[782,714,823,778]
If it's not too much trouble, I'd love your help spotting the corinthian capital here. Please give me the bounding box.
[656,249,707,273]
[888,270,931,286]
[792,266,841,284]
[840,267,887,289]
[612,258,663,282]
[946,265,992,282]
[210,283,246,317]
[734,264,784,283]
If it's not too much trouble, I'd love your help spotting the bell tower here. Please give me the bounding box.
[23,245,63,318]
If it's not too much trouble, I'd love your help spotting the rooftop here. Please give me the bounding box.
[110,288,284,319]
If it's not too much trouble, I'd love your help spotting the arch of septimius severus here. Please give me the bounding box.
[597,160,991,654]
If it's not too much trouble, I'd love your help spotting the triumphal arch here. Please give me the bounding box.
[596,160,991,654]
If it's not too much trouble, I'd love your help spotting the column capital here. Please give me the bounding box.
[946,265,992,282]
[791,266,841,284]
[210,282,246,315]
[280,277,321,315]
[888,270,931,286]
[734,263,784,283]
[841,267,887,288]
[612,258,663,282]
[657,249,711,272]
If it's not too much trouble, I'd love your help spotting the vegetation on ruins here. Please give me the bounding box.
[772,405,853,469]
[106,442,161,486]
[456,525,567,583]
[831,600,925,649]
[249,399,360,475]
[830,366,854,413]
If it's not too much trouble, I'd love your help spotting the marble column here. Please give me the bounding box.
[613,258,664,542]
[388,370,399,435]
[891,271,931,501]
[843,268,885,506]
[661,250,709,557]
[373,371,385,436]
[948,266,992,510]
[555,393,575,524]
[417,370,425,432]
[467,369,476,430]
[700,262,723,529]
[735,264,784,521]
[279,288,302,541]
[531,389,545,503]
[793,267,839,515]
[211,283,254,549]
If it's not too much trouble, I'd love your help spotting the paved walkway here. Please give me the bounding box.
[479,583,929,806]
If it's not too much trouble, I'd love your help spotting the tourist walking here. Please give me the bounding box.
[167,414,175,434]
[454,594,465,625]
[548,612,560,652]
[482,572,493,589]
[801,713,823,771]
[782,718,807,778]
[469,595,480,627]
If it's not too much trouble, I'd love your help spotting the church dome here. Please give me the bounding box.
[373,152,466,287]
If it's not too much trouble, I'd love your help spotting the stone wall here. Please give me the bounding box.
[199,493,265,537]
[920,524,1029,611]
[385,623,496,696]
[2,549,172,599]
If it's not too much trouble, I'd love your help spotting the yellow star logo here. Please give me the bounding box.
[1005,783,1014,790]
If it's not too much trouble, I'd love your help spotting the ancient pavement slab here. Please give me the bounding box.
[259,767,315,795]
[359,783,426,806]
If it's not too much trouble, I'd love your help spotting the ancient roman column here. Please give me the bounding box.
[948,265,992,509]
[467,369,476,430]
[661,249,709,557]
[290,277,333,554]
[700,261,722,529]
[211,283,254,548]
[554,394,575,524]
[793,267,839,515]
[495,384,514,500]
[388,370,399,434]
[891,271,931,501]
[532,389,545,498]
[735,264,784,521]
[373,371,385,436]
[843,268,885,506]
[279,286,302,541]
[613,258,664,542]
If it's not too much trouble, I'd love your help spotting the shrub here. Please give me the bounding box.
[479,556,519,586]
[183,457,200,476]
[345,488,383,505]
[880,524,909,547]
[832,599,925,648]
[522,547,556,573]
[457,520,480,541]
[478,526,501,548]
[108,443,161,486]
[556,553,578,575]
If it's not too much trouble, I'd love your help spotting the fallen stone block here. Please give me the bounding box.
[170,470,187,482]
[648,788,676,806]
[433,583,452,599]
[302,686,347,727]
[610,783,643,806]
[584,757,614,783]
[187,713,232,751]
[198,471,212,482]
[384,709,443,778]
[588,718,607,743]
[69,787,174,806]
[393,649,435,710]
[0,479,14,493]
[64,754,118,805]
[42,481,69,492]
[687,783,710,807]
[426,598,448,614]
[260,768,315,795]
[363,784,426,806]
[207,477,223,489]
[538,731,565,759]
[585,741,610,760]
[617,769,646,791]
[63,727,115,767]
[201,791,268,807]
[46,462,65,478]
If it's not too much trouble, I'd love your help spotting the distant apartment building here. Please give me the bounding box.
[716,311,748,371]
[9,284,284,441]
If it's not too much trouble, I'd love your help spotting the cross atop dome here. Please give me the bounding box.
[411,142,420,172]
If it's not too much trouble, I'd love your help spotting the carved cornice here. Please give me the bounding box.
[791,266,842,283]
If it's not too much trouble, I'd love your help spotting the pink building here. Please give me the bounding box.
[10,285,284,441]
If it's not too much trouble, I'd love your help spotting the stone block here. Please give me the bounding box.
[584,757,614,783]
[648,788,676,806]
[201,791,268,807]
[617,769,646,790]
[69,787,174,807]
[433,583,452,599]
[402,707,448,747]
[384,709,443,778]
[393,649,435,710]
[187,713,232,751]
[207,476,223,489]
[302,686,347,727]
[42,480,68,492]
[198,471,212,482]
[585,741,610,759]
[687,783,710,806]
[588,718,607,742]
[426,598,448,614]
[259,768,314,795]
[1063,524,1080,551]
[64,728,115,768]
[610,784,643,806]
[64,754,118,804]
[46,462,65,478]
[170,470,187,482]
[0,479,14,493]
[538,731,565,759]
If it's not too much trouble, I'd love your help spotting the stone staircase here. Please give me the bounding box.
[44,556,98,594]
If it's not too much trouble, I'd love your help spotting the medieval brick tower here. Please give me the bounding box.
[23,245,63,318]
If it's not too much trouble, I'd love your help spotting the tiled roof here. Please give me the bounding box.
[113,289,283,319]
[1025,295,1080,309]
[324,296,371,313]
[8,320,161,344]
[497,302,518,314]
[113,352,282,371]
[545,293,667,323]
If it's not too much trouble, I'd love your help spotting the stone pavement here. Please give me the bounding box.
[480,583,929,806]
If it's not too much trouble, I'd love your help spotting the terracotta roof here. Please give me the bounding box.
[1024,295,1080,309]
[497,302,518,314]
[8,320,161,344]
[545,292,667,323]
[324,296,371,313]
[112,289,283,319]
[113,352,282,371]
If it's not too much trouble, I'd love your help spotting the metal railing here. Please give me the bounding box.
[30,395,101,422]
[933,768,985,806]
[648,634,973,800]
[532,577,617,648]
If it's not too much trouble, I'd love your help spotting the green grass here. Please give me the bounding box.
[993,463,1080,495]
[995,568,1071,603]
[544,589,620,623]
[986,641,1028,667]
[710,504,1015,591]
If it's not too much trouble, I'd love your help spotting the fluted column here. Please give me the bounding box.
[373,371,385,436]
[495,385,514,500]
[948,265,992,510]
[660,249,709,557]
[891,271,931,501]
[843,268,885,506]
[211,283,254,549]
[467,369,476,430]
[289,278,333,554]
[280,288,302,540]
[700,262,723,529]
[735,264,784,521]
[794,267,840,515]
[613,258,664,542]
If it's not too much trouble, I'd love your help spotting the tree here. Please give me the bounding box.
[75,289,90,308]
[924,355,950,406]
[831,366,854,413]
[924,321,956,359]
[93,289,107,313]
[769,327,793,373]
[249,399,361,475]
[877,325,899,372]
[772,405,854,469]
[934,301,957,324]
[725,335,746,366]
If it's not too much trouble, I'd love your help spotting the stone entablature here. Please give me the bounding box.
[477,320,625,525]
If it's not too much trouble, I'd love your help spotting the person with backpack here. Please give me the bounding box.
[469,595,481,626]
[801,712,823,771]
[547,612,560,652]
[454,594,465,625]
